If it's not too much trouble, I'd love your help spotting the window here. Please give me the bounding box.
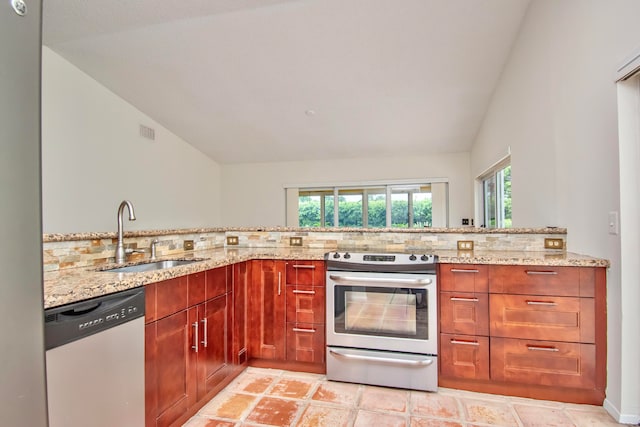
[480,162,511,228]
[293,181,445,228]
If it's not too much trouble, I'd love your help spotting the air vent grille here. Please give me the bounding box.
[139,124,155,140]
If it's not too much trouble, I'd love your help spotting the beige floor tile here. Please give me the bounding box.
[311,381,361,406]
[245,396,302,426]
[565,408,627,426]
[183,417,238,427]
[231,372,278,394]
[268,377,316,399]
[295,403,354,427]
[410,391,460,419]
[199,392,257,420]
[514,404,576,427]
[353,409,407,427]
[410,417,465,427]
[460,398,518,426]
[359,385,409,413]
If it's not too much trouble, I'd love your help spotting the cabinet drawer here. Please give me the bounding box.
[440,334,489,380]
[490,294,595,343]
[440,292,489,336]
[438,264,489,292]
[489,266,593,297]
[154,276,189,320]
[206,266,229,299]
[286,285,325,324]
[490,337,596,389]
[285,261,325,287]
[286,322,325,364]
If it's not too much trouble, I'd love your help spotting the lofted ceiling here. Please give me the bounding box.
[43,0,530,164]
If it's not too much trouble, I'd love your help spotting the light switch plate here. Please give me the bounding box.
[183,240,194,250]
[457,240,474,250]
[608,211,619,235]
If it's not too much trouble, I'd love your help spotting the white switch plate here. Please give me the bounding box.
[608,211,619,235]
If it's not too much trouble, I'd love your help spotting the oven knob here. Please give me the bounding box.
[409,254,417,261]
[421,254,429,261]
[333,252,341,259]
[343,252,351,259]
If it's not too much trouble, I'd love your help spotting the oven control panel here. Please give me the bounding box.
[325,252,437,273]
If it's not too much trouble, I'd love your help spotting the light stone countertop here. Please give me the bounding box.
[43,247,609,309]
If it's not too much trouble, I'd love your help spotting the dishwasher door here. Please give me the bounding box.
[45,287,145,427]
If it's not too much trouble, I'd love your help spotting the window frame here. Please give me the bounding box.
[477,157,511,228]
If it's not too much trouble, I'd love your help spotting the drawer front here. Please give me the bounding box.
[286,261,325,287]
[489,266,591,297]
[490,337,596,389]
[440,292,489,336]
[286,285,325,324]
[440,333,490,380]
[286,322,325,364]
[155,276,189,320]
[438,264,489,292]
[490,294,595,343]
[206,266,229,299]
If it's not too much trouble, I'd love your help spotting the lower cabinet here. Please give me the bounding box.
[145,268,237,427]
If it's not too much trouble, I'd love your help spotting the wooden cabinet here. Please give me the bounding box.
[438,263,606,405]
[249,259,326,370]
[145,267,237,427]
[232,261,250,365]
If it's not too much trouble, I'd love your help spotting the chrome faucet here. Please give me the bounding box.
[150,239,159,261]
[115,200,136,264]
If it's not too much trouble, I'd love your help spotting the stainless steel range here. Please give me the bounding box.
[325,251,438,391]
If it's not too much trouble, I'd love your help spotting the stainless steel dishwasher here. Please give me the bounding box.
[44,287,145,427]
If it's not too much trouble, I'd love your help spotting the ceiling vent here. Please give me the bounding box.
[139,124,155,141]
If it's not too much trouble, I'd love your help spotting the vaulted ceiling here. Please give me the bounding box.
[43,0,530,164]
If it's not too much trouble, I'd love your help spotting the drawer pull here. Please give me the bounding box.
[450,268,479,273]
[450,339,480,346]
[526,300,557,306]
[525,270,558,275]
[292,264,316,269]
[293,289,316,295]
[450,297,479,302]
[278,272,282,296]
[292,327,316,333]
[527,345,559,352]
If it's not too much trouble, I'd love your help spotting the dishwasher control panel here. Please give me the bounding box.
[44,287,145,350]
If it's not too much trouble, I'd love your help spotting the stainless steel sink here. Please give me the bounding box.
[99,259,203,273]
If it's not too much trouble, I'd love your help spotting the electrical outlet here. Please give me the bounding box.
[226,236,239,246]
[544,238,564,249]
[289,237,303,247]
[462,218,469,225]
[457,240,474,250]
[183,240,194,250]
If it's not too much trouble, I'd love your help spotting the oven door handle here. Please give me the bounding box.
[329,348,434,366]
[329,274,432,287]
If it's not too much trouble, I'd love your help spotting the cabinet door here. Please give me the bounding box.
[491,337,596,389]
[233,261,249,365]
[286,322,325,364]
[440,291,489,336]
[438,264,489,292]
[249,260,286,360]
[145,310,195,427]
[440,333,490,380]
[194,295,230,401]
[286,285,325,324]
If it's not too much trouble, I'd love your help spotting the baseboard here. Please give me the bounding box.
[603,398,640,425]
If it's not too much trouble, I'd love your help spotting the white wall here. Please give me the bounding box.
[471,0,640,421]
[221,153,472,227]
[42,47,222,233]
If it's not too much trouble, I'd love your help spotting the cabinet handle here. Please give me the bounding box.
[192,321,199,353]
[293,289,316,295]
[527,345,559,352]
[292,264,316,269]
[450,297,479,302]
[278,272,282,296]
[201,318,208,348]
[526,300,557,306]
[525,270,558,275]
[450,339,480,346]
[450,268,479,273]
[292,327,316,333]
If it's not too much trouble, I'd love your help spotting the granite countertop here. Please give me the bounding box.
[43,247,609,309]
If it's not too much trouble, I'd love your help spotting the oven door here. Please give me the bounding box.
[326,271,437,355]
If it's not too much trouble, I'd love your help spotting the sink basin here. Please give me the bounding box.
[99,259,202,273]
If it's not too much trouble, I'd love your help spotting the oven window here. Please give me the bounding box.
[334,286,428,339]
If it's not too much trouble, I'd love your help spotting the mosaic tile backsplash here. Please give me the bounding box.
[42,227,567,272]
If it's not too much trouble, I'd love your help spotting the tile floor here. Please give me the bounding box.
[183,367,626,427]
